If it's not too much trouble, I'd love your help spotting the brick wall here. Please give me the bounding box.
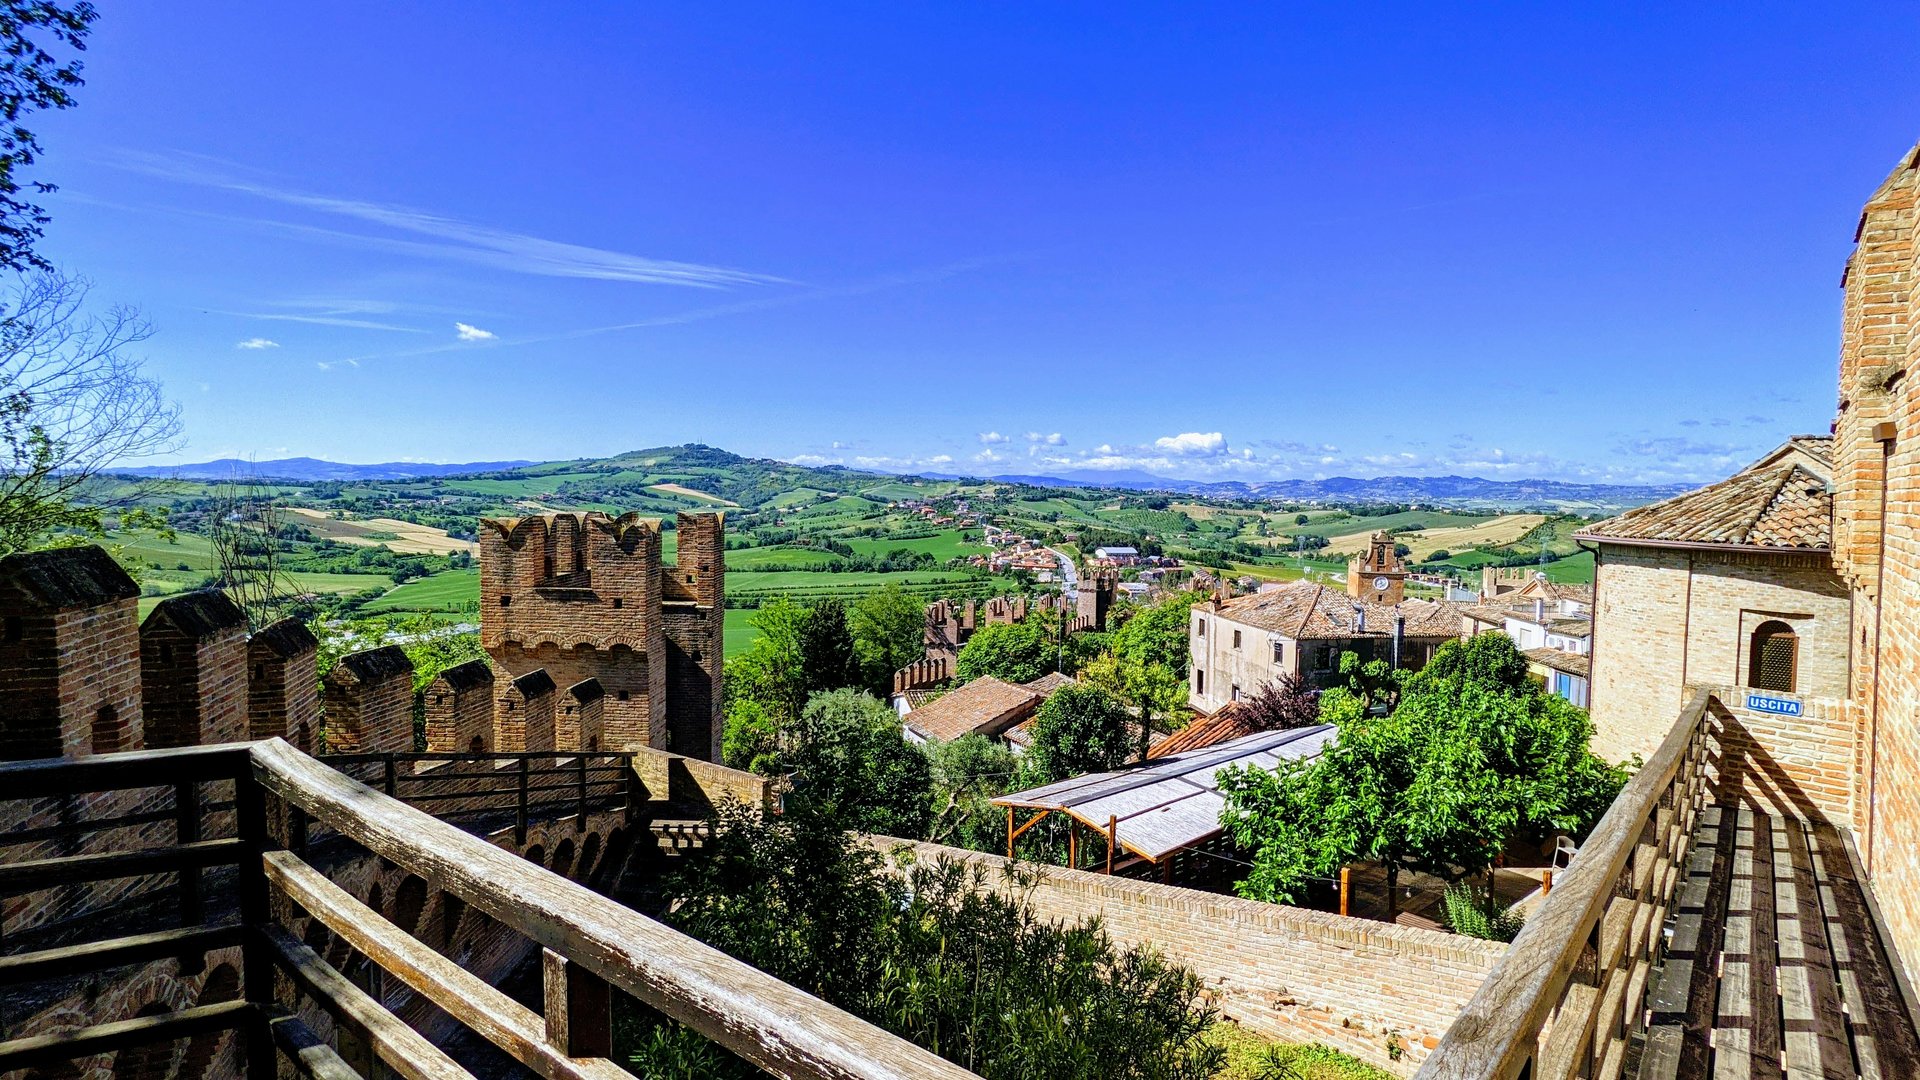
[561,678,605,752]
[498,669,556,753]
[424,659,494,753]
[0,597,143,759]
[871,838,1505,1076]
[247,619,320,750]
[1699,688,1856,822]
[322,647,415,754]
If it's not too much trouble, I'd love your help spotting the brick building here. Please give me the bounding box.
[1346,531,1408,605]
[479,511,724,761]
[1578,142,1920,979]
[0,546,143,759]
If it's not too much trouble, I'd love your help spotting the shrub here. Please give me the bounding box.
[1441,880,1525,943]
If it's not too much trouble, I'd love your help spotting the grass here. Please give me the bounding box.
[1284,509,1498,540]
[362,568,481,613]
[1206,1026,1394,1080]
[841,528,986,562]
[724,608,760,657]
[725,545,843,569]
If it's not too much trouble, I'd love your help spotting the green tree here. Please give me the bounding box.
[725,598,810,721]
[926,733,1018,851]
[798,597,860,695]
[787,688,931,838]
[1024,683,1134,784]
[954,618,1054,685]
[0,0,96,272]
[850,583,926,692]
[1110,590,1205,678]
[1219,635,1626,911]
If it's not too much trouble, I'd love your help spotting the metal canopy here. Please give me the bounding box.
[992,725,1336,862]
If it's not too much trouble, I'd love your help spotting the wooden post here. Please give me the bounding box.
[1006,806,1015,859]
[515,757,530,845]
[1542,868,1553,897]
[235,767,279,1080]
[542,948,612,1057]
[1340,866,1351,918]
[576,753,590,828]
[1068,823,1078,870]
[1105,815,1117,875]
[382,757,397,798]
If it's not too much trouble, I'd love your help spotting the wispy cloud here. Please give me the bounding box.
[105,150,787,289]
[1025,431,1065,446]
[455,322,496,342]
[235,338,279,350]
[977,431,1010,445]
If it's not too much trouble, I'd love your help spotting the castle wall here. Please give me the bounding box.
[662,605,723,760]
[141,618,248,750]
[322,649,416,754]
[424,661,495,754]
[0,596,143,759]
[248,636,319,751]
[490,641,659,750]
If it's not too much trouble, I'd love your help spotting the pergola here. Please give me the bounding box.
[992,725,1336,877]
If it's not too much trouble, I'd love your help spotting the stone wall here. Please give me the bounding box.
[872,838,1505,1076]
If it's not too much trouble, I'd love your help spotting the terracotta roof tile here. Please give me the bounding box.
[1214,582,1461,640]
[1149,702,1268,758]
[1524,647,1590,679]
[904,676,1040,743]
[1579,463,1831,550]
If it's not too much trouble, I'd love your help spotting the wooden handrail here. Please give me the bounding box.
[248,738,983,1080]
[0,741,253,799]
[1413,688,1715,1080]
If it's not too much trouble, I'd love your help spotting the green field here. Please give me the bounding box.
[724,544,841,569]
[841,529,985,562]
[1284,509,1500,540]
[724,608,760,657]
[362,568,481,614]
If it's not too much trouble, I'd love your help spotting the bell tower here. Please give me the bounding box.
[1347,532,1406,605]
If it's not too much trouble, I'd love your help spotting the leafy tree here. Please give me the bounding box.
[1024,683,1134,784]
[786,689,931,837]
[1239,673,1321,731]
[725,598,809,721]
[925,733,1018,851]
[849,582,925,692]
[798,597,861,695]
[1219,635,1625,911]
[719,697,780,774]
[0,1,96,272]
[1080,651,1188,761]
[954,618,1054,685]
[627,798,1225,1080]
[1336,652,1401,712]
[1110,590,1205,678]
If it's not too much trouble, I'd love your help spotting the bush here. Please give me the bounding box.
[1441,880,1525,943]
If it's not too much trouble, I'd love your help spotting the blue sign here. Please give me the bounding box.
[1745,692,1802,717]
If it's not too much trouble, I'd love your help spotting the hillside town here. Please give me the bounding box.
[3,8,1920,1080]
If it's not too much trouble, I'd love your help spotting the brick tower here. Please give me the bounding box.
[1078,569,1118,632]
[0,546,143,759]
[1347,532,1407,605]
[247,616,320,749]
[479,510,725,760]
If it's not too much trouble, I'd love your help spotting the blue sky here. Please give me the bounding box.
[38,3,1920,484]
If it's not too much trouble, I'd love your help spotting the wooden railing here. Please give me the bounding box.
[0,738,982,1080]
[1414,689,1718,1080]
[319,749,639,842]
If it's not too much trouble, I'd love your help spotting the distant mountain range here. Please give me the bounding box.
[105,450,1693,512]
[106,457,535,481]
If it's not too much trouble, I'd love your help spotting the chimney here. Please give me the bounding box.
[1354,603,1367,634]
[1534,598,1546,624]
[1393,612,1405,669]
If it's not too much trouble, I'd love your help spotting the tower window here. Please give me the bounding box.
[612,598,623,609]
[1749,621,1799,693]
[499,595,512,607]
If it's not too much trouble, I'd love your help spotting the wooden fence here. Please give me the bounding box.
[0,739,981,1080]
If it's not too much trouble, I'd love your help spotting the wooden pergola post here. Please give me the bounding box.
[1068,822,1078,870]
[1340,866,1351,917]
[1105,815,1117,875]
[1006,806,1014,859]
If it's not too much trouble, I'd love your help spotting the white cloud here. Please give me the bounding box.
[1024,431,1066,445]
[929,454,953,464]
[455,322,496,341]
[236,337,280,350]
[973,448,1006,464]
[1153,431,1227,455]
[977,431,1010,445]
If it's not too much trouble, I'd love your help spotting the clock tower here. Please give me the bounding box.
[1347,532,1407,605]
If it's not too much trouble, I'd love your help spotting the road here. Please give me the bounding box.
[1048,547,1080,598]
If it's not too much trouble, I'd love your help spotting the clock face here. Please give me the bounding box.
[1373,576,1390,591]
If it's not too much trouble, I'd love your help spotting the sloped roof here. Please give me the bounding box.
[568,677,604,702]
[0,545,139,610]
[903,676,1040,743]
[145,590,246,638]
[434,658,493,691]
[333,645,413,683]
[1578,438,1833,551]
[1149,702,1267,758]
[994,726,1337,861]
[1213,583,1460,640]
[512,669,556,697]
[1524,647,1590,679]
[250,616,318,658]
[1020,672,1076,696]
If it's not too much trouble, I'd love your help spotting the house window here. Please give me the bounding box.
[1232,629,1242,649]
[1749,621,1799,693]
[1196,670,1205,694]
[1315,645,1335,670]
[1231,684,1242,701]
[1271,640,1285,665]
[1197,619,1207,638]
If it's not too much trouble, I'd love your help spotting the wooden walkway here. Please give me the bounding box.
[1635,806,1920,1080]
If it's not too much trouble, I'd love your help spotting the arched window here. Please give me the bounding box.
[1749,621,1799,693]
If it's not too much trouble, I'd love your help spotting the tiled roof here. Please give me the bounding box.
[1213,582,1461,640]
[1150,702,1265,758]
[1020,672,1076,696]
[250,617,318,657]
[512,669,556,697]
[1524,647,1590,679]
[567,677,604,702]
[0,546,139,610]
[435,658,494,691]
[904,676,1040,743]
[1579,439,1833,551]
[334,645,413,683]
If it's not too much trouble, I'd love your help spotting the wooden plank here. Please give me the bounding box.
[0,999,252,1072]
[0,924,242,986]
[0,837,244,894]
[1806,824,1920,1080]
[264,850,688,1080]
[250,742,985,1080]
[0,741,252,799]
[1772,819,1853,1079]
[544,947,613,1058]
[1748,812,1783,1079]
[1416,690,1713,1080]
[1537,982,1600,1080]
[259,922,473,1080]
[1715,807,1760,1080]
[1660,803,1736,1078]
[263,1007,364,1080]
